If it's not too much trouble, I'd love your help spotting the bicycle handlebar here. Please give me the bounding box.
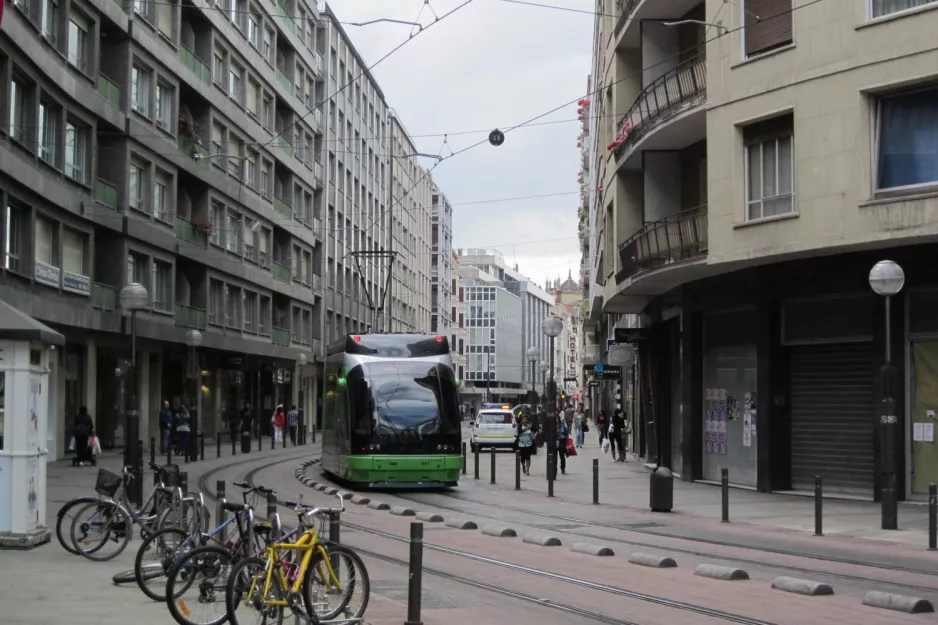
[283,492,345,518]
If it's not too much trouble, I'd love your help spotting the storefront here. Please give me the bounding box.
[907,288,938,499]
[702,309,758,487]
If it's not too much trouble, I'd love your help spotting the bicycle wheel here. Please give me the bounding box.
[55,497,99,554]
[226,556,285,625]
[69,500,132,562]
[302,543,370,621]
[165,545,233,625]
[135,526,190,602]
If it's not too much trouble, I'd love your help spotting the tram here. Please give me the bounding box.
[319,333,463,487]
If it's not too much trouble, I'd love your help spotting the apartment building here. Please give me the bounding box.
[0,0,331,458]
[583,0,938,500]
[388,111,432,333]
[431,183,454,337]
[451,250,468,389]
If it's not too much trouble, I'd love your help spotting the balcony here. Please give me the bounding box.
[311,273,322,293]
[616,207,708,285]
[615,0,702,46]
[180,46,211,85]
[176,304,207,330]
[274,195,292,219]
[271,261,291,283]
[178,135,209,161]
[311,216,322,239]
[313,50,323,76]
[614,57,707,165]
[276,3,296,33]
[92,282,116,312]
[94,178,118,209]
[313,161,323,184]
[275,68,294,92]
[175,216,209,247]
[97,73,120,108]
[274,135,293,159]
[272,326,291,346]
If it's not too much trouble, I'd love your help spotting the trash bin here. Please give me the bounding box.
[241,431,252,454]
[649,466,673,512]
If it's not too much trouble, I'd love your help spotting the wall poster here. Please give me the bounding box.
[27,375,40,451]
[705,388,729,455]
[26,457,38,531]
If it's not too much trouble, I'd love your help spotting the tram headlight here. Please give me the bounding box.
[437,444,443,451]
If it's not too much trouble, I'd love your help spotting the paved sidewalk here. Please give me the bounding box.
[462,424,934,548]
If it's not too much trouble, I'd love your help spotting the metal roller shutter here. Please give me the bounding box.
[790,343,875,495]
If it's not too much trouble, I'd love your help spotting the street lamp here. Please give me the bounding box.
[526,347,540,409]
[869,260,905,530]
[542,315,563,497]
[297,353,308,445]
[539,361,549,401]
[119,282,149,506]
[185,329,202,461]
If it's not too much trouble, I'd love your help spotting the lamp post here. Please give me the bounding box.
[542,315,563,497]
[526,347,540,410]
[297,353,308,444]
[539,361,549,409]
[120,282,149,506]
[870,260,905,530]
[185,329,203,461]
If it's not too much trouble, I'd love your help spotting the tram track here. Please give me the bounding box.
[197,456,786,625]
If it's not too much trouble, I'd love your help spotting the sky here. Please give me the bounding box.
[326,0,593,289]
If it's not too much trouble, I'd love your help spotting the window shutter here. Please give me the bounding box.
[63,229,83,274]
[744,0,792,57]
[157,1,172,36]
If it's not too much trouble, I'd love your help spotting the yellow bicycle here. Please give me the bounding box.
[226,493,370,625]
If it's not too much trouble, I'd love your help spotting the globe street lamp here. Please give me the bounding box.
[869,260,905,530]
[185,329,203,461]
[119,282,148,505]
[526,347,540,409]
[542,315,563,497]
[297,353,308,445]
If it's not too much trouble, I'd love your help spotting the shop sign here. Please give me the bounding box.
[62,271,90,295]
[34,262,60,288]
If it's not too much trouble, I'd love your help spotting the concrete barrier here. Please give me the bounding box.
[771,577,834,597]
[695,564,749,581]
[314,484,327,492]
[416,512,444,523]
[367,501,391,511]
[863,591,933,614]
[481,525,517,538]
[445,519,478,530]
[351,495,371,505]
[571,542,615,557]
[323,487,339,495]
[390,506,416,517]
[628,553,677,568]
[523,534,562,547]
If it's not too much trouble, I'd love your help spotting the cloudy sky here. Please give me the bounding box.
[327,0,592,289]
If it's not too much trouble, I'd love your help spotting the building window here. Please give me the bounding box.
[258,228,270,266]
[260,160,271,198]
[8,77,26,143]
[151,260,171,311]
[35,216,59,270]
[156,83,173,130]
[62,227,85,277]
[226,211,240,253]
[263,27,273,64]
[211,201,224,246]
[129,161,146,210]
[133,0,151,20]
[872,0,936,17]
[38,101,59,166]
[213,51,225,85]
[245,151,257,189]
[227,134,243,177]
[228,65,242,103]
[247,14,258,48]
[225,284,240,326]
[243,291,256,331]
[4,203,25,273]
[259,295,270,334]
[209,279,224,324]
[877,86,938,191]
[131,65,150,115]
[743,0,792,58]
[211,122,225,168]
[262,94,273,130]
[744,115,794,221]
[65,120,87,183]
[153,170,171,222]
[246,78,259,118]
[42,0,58,45]
[67,11,88,71]
[156,0,172,37]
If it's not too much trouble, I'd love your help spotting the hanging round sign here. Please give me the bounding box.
[488,129,505,146]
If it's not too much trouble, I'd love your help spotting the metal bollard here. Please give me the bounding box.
[150,437,156,466]
[405,522,424,625]
[490,448,496,485]
[271,433,275,450]
[215,481,227,543]
[283,430,287,449]
[216,432,221,459]
[461,442,467,476]
[474,448,480,480]
[200,435,205,461]
[930,484,937,551]
[721,468,729,523]
[231,434,237,456]
[167,445,172,467]
[815,476,823,537]
[184,440,190,463]
[515,451,521,491]
[257,432,262,452]
[593,458,599,505]
[329,511,341,571]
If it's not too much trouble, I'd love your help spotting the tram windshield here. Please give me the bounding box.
[347,361,461,435]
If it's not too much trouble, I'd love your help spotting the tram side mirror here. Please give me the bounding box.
[454,378,462,389]
[336,377,346,389]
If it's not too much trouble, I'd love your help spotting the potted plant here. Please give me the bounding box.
[193,218,214,234]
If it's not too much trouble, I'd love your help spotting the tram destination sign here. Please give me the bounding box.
[584,363,622,381]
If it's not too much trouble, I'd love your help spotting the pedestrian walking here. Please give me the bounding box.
[563,403,574,432]
[175,406,191,455]
[595,410,608,446]
[574,403,586,448]
[271,405,285,444]
[556,414,569,475]
[159,400,174,455]
[517,416,534,475]
[287,405,298,444]
[241,402,254,438]
[72,406,94,467]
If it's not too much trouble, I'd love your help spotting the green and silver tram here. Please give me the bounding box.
[320,333,463,487]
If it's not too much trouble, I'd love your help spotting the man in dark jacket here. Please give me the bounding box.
[72,406,94,467]
[159,401,174,455]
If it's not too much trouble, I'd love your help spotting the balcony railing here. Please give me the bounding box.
[313,50,323,76]
[277,3,296,33]
[275,67,294,91]
[615,57,707,156]
[94,178,118,209]
[178,135,209,161]
[616,207,708,283]
[175,216,209,247]
[272,326,291,346]
[311,273,322,293]
[271,261,291,283]
[274,135,293,159]
[180,46,211,85]
[274,195,292,219]
[313,161,323,184]
[311,216,322,238]
[615,0,642,36]
[96,72,120,108]
[92,282,116,312]
[176,304,208,330]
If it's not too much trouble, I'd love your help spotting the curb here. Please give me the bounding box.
[416,512,444,523]
[390,506,416,517]
[628,553,677,568]
[481,525,517,538]
[695,564,749,581]
[571,542,615,557]
[771,577,834,597]
[523,533,562,547]
[367,501,391,511]
[863,591,933,614]
[445,519,478,530]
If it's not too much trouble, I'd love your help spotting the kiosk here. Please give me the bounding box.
[0,300,64,549]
